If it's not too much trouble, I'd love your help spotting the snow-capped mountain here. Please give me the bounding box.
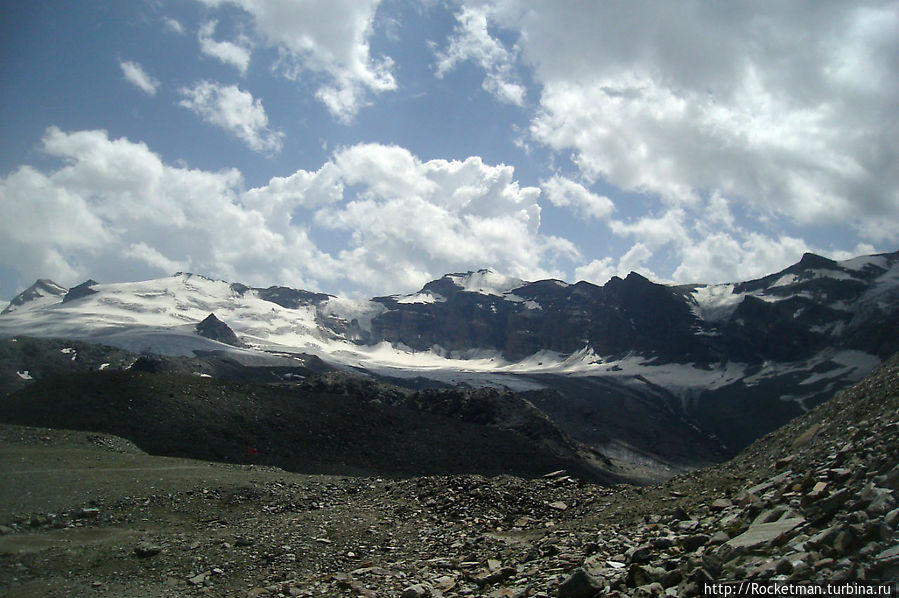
[2,251,898,467]
[1,279,67,315]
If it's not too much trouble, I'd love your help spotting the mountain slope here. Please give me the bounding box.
[0,353,895,596]
[2,252,896,368]
[1,250,897,472]
[0,369,607,481]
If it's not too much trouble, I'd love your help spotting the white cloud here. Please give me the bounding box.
[574,257,615,286]
[119,60,160,95]
[618,243,656,278]
[0,127,331,291]
[673,232,809,284]
[435,5,525,105]
[609,209,690,250]
[123,242,187,273]
[481,1,899,244]
[179,81,283,153]
[575,243,657,284]
[198,20,252,75]
[541,175,614,221]
[164,17,185,35]
[0,128,575,296]
[282,143,576,291]
[196,0,395,122]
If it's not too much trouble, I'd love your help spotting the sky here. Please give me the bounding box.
[1,1,897,300]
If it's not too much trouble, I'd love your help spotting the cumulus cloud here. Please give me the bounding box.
[195,0,395,122]
[252,143,576,292]
[541,175,614,221]
[119,60,160,95]
[482,1,899,245]
[0,128,575,296]
[609,209,691,251]
[123,242,188,274]
[179,81,284,153]
[198,20,252,75]
[435,5,525,105]
[673,232,810,284]
[574,257,615,286]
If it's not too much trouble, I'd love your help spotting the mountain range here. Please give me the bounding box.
[2,250,897,480]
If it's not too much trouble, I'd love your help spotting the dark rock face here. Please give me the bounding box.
[195,313,243,347]
[361,251,899,364]
[62,280,98,303]
[255,286,332,309]
[367,271,710,362]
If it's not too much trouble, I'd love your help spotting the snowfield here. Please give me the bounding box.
[1,253,895,404]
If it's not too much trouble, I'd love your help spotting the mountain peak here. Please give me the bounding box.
[1,279,67,315]
[63,280,99,303]
[796,252,839,271]
[195,313,243,347]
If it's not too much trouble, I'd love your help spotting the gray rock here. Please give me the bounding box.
[688,567,714,584]
[650,537,675,550]
[874,544,899,568]
[775,558,793,575]
[626,544,653,564]
[473,566,516,587]
[401,583,432,598]
[807,525,842,550]
[875,464,899,492]
[832,529,854,555]
[676,520,700,533]
[808,488,849,522]
[701,553,724,577]
[669,506,689,522]
[884,507,899,529]
[752,506,787,525]
[558,568,605,598]
[634,582,664,597]
[725,517,805,552]
[627,564,652,588]
[661,568,683,589]
[134,541,162,558]
[866,489,896,516]
[680,534,709,552]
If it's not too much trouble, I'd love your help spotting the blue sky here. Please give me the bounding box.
[1,0,897,299]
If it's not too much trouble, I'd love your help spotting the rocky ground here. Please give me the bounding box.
[1,355,897,597]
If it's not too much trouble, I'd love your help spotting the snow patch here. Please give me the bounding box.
[321,297,386,333]
[744,349,879,388]
[505,294,542,309]
[841,254,888,272]
[770,274,798,288]
[396,291,445,304]
[691,284,743,323]
[447,270,525,296]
